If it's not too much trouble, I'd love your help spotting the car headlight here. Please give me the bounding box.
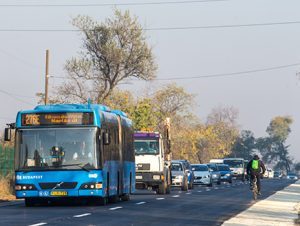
[153,175,161,180]
[212,174,217,178]
[225,173,231,177]
[176,175,183,179]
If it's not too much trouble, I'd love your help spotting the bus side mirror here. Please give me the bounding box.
[4,128,11,141]
[103,132,110,145]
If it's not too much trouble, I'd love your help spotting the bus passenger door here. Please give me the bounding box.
[117,116,123,196]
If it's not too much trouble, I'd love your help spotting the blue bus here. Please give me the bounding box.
[5,104,135,206]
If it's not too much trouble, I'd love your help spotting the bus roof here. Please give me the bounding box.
[134,131,160,138]
[15,104,129,128]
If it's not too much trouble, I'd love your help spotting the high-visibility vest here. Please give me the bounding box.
[252,160,259,170]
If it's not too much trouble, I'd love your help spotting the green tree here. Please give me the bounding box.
[295,162,300,173]
[205,106,239,158]
[131,98,158,130]
[102,88,135,115]
[266,116,293,142]
[257,116,293,172]
[47,9,156,104]
[230,130,256,160]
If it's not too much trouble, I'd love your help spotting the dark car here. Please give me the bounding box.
[207,163,221,185]
[217,164,232,183]
[274,171,283,178]
[286,172,298,180]
[178,160,194,189]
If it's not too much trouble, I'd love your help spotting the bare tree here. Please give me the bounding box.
[54,9,157,103]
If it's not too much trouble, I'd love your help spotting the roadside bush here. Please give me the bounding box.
[0,175,15,200]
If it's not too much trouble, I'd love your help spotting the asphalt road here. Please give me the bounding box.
[0,179,294,226]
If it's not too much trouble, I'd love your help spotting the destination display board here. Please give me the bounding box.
[21,112,94,126]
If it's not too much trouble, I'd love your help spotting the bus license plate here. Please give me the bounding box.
[50,191,68,196]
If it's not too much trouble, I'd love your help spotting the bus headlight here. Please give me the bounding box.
[15,184,36,191]
[80,182,102,190]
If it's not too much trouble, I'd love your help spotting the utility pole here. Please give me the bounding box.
[45,49,50,105]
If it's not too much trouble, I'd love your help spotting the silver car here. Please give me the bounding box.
[171,161,188,191]
[191,164,212,187]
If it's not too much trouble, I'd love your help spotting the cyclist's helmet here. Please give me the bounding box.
[253,154,259,160]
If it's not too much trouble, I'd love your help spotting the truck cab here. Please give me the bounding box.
[134,132,171,194]
[223,158,245,181]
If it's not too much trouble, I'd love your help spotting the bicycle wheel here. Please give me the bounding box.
[252,178,257,200]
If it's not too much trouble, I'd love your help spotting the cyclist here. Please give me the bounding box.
[247,154,266,195]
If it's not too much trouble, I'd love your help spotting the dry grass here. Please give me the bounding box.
[0,176,16,201]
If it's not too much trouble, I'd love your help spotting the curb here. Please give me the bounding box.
[222,180,300,226]
[0,200,23,207]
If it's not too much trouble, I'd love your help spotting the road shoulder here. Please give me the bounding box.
[222,180,300,226]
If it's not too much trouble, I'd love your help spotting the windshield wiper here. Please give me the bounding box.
[60,163,91,172]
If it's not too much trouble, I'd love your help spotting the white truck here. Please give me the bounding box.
[223,158,246,181]
[134,121,172,194]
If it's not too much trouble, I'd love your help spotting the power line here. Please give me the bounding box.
[51,62,300,81]
[157,63,300,80]
[1,21,300,32]
[0,0,228,7]
[150,63,300,80]
[0,89,35,106]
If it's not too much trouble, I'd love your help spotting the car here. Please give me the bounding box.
[264,168,274,178]
[217,164,232,183]
[274,171,283,178]
[177,160,194,189]
[171,160,188,191]
[207,163,221,185]
[191,164,212,187]
[286,172,298,180]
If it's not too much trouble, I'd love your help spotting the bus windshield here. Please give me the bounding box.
[134,139,159,155]
[223,160,243,168]
[15,128,97,171]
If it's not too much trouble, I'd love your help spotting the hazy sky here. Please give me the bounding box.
[0,0,299,161]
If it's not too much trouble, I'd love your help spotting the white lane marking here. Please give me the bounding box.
[172,195,180,197]
[186,192,191,195]
[156,197,165,200]
[214,187,219,190]
[206,189,211,191]
[136,202,146,205]
[178,191,182,193]
[28,223,47,226]
[73,213,91,218]
[197,191,202,193]
[109,206,123,210]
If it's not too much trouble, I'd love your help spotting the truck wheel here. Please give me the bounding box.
[158,182,166,195]
[217,180,221,185]
[181,179,188,191]
[188,181,194,190]
[166,184,171,194]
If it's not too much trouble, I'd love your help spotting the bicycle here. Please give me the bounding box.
[251,176,258,200]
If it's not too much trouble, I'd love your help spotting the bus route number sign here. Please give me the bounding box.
[21,112,94,126]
